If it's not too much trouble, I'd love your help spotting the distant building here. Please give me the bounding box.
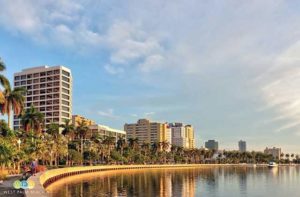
[124,119,171,145]
[238,140,247,152]
[205,140,219,151]
[88,124,126,142]
[13,66,72,130]
[264,147,282,160]
[72,115,95,127]
[169,123,195,149]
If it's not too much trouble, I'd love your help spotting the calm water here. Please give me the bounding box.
[46,166,300,197]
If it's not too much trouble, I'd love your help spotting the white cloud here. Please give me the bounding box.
[104,64,124,75]
[98,109,119,119]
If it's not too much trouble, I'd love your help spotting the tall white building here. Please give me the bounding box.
[13,66,72,130]
[169,123,195,149]
[264,147,282,160]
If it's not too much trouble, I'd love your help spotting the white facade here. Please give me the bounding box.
[88,124,126,142]
[170,123,187,147]
[13,66,72,130]
[264,147,282,160]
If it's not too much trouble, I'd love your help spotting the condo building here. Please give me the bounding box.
[264,147,282,160]
[238,140,247,152]
[124,119,171,145]
[13,66,72,130]
[205,140,219,151]
[169,123,195,149]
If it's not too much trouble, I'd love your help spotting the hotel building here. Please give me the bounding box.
[88,124,126,141]
[264,147,282,160]
[169,123,195,149]
[13,66,72,130]
[124,119,171,145]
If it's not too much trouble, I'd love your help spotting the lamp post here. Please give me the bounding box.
[17,139,21,151]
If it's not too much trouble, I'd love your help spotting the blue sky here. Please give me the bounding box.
[1,0,300,153]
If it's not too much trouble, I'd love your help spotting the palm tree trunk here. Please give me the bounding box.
[7,110,11,129]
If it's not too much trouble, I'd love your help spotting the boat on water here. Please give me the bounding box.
[268,162,278,168]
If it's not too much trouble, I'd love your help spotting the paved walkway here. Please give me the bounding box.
[0,176,24,197]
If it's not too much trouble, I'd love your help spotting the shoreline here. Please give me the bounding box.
[25,163,299,197]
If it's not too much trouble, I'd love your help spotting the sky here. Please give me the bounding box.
[0,0,300,153]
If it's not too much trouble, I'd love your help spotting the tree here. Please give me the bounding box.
[102,136,116,163]
[75,120,89,164]
[116,137,126,163]
[0,58,10,104]
[46,123,60,139]
[21,106,45,134]
[0,86,26,128]
[60,119,75,139]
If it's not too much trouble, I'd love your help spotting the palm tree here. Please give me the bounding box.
[102,136,116,163]
[75,120,89,164]
[0,58,10,104]
[116,137,126,161]
[21,106,45,134]
[0,85,26,128]
[60,119,75,139]
[46,123,60,139]
[128,138,139,150]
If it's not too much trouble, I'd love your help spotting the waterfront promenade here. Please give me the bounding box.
[25,164,269,197]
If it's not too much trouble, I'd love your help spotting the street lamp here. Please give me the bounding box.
[17,139,21,151]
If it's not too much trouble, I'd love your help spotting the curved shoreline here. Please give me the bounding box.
[26,163,287,197]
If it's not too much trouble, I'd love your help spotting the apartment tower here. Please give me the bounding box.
[124,119,171,145]
[169,123,195,149]
[13,66,72,130]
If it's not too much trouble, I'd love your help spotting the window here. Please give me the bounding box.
[53,69,60,74]
[40,72,46,77]
[15,82,20,86]
[62,106,69,111]
[62,82,69,88]
[14,76,20,80]
[62,112,69,117]
[21,81,26,85]
[21,75,26,80]
[62,94,69,100]
[33,79,39,83]
[47,71,53,75]
[27,74,32,79]
[62,100,69,105]
[62,76,70,82]
[40,78,46,83]
[62,70,70,77]
[62,88,69,94]
[33,73,39,78]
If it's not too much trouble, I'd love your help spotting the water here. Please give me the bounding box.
[46,166,300,197]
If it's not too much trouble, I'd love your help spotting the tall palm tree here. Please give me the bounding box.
[0,58,10,104]
[103,136,116,163]
[1,85,26,128]
[75,120,89,164]
[21,106,45,134]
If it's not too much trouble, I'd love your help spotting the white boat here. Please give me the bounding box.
[268,162,278,167]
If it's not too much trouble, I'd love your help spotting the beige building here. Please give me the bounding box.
[13,66,72,130]
[72,115,95,127]
[88,124,126,141]
[169,123,195,149]
[124,119,171,145]
[264,147,282,160]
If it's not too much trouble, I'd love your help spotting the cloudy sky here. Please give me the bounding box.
[1,0,300,153]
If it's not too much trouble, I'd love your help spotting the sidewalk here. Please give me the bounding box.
[0,176,24,197]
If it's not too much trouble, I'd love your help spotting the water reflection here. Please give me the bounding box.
[47,166,300,197]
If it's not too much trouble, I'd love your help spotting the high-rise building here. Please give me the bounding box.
[124,119,171,145]
[13,66,72,130]
[169,123,195,149]
[238,140,247,152]
[72,114,96,127]
[205,140,219,151]
[264,147,282,160]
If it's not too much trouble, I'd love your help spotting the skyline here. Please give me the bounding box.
[1,1,300,153]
